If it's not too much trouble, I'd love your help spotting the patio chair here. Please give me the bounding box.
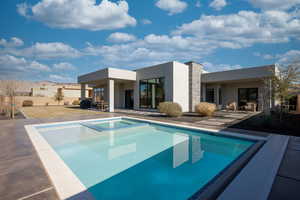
[244,102,257,112]
[226,102,237,111]
[103,102,109,111]
[97,100,109,111]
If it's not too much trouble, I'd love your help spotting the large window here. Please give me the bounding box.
[206,88,215,103]
[94,88,105,102]
[238,88,258,109]
[140,78,165,109]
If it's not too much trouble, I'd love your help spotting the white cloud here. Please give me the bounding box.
[29,60,51,71]
[83,7,300,69]
[173,10,300,48]
[202,61,242,72]
[3,42,81,59]
[53,62,76,70]
[209,0,227,11]
[0,55,50,72]
[253,50,300,64]
[17,0,136,31]
[0,37,24,48]
[253,52,274,59]
[141,19,152,25]
[0,54,50,79]
[84,33,216,67]
[263,54,274,59]
[49,74,74,82]
[249,0,300,10]
[17,3,29,17]
[107,32,137,43]
[156,0,188,15]
[276,50,300,64]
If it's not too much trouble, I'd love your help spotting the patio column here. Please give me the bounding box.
[108,79,114,112]
[216,86,220,105]
[297,94,300,113]
[81,83,86,100]
[202,84,206,102]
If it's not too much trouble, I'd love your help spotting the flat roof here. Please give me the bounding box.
[78,68,136,84]
[202,65,276,83]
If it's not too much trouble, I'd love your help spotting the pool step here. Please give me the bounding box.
[80,122,149,132]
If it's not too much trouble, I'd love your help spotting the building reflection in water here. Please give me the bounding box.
[173,134,204,168]
[192,136,204,164]
[173,133,189,168]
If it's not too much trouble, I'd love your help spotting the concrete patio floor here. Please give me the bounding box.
[1,113,300,200]
[0,113,119,200]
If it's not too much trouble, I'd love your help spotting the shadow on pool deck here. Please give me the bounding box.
[0,112,299,200]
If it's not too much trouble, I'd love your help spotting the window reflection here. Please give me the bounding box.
[94,87,105,102]
[192,136,204,163]
[139,78,165,109]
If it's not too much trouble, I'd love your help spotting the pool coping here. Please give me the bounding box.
[25,116,279,200]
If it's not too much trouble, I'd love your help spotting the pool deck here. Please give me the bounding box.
[1,114,300,200]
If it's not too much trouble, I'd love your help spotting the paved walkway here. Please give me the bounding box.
[115,109,266,137]
[268,136,300,200]
[116,109,256,126]
[0,113,118,200]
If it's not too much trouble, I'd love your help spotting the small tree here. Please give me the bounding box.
[271,61,300,119]
[54,89,64,105]
[0,80,21,119]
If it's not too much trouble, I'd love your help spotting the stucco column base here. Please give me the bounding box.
[297,94,300,113]
[108,79,114,112]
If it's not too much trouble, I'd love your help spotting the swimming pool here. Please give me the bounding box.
[31,117,256,200]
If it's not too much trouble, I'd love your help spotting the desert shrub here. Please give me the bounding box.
[22,100,33,107]
[64,101,69,106]
[195,102,216,116]
[45,102,49,106]
[158,102,182,117]
[80,99,92,109]
[72,100,80,105]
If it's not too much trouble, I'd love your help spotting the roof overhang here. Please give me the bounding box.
[201,65,276,84]
[78,68,136,84]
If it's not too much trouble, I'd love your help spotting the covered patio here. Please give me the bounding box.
[78,68,136,112]
[201,65,275,112]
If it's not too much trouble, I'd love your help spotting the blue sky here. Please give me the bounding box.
[0,0,300,82]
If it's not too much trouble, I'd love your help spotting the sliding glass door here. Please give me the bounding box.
[238,88,258,109]
[139,78,165,109]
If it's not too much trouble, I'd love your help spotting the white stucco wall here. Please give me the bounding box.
[78,68,136,84]
[108,68,136,81]
[172,61,189,112]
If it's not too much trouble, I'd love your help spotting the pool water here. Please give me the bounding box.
[37,118,254,200]
[91,119,137,129]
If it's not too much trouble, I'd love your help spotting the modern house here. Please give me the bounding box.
[78,61,276,112]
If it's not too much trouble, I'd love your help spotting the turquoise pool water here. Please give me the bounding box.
[37,118,254,200]
[90,119,136,129]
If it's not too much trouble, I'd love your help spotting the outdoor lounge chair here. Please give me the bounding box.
[243,102,257,112]
[226,102,237,111]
